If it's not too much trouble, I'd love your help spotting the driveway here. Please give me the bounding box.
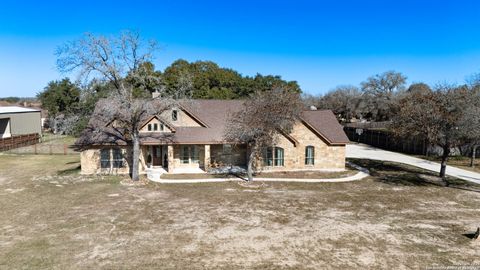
[346,144,480,184]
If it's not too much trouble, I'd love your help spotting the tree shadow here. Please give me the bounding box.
[57,165,81,175]
[348,158,480,193]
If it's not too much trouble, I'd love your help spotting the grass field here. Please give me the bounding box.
[0,154,479,269]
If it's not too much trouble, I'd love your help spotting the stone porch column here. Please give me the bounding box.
[204,144,211,170]
[167,145,174,173]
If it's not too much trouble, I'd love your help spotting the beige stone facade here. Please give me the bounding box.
[257,122,345,171]
[80,121,346,175]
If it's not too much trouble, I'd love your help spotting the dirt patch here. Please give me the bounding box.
[0,154,480,269]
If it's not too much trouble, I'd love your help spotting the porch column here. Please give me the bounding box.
[167,145,174,173]
[204,144,211,170]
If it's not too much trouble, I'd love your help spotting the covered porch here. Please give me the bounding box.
[142,144,212,174]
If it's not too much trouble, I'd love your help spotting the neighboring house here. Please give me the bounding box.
[0,106,42,139]
[76,100,350,175]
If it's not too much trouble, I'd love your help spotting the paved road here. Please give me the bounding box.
[346,144,480,184]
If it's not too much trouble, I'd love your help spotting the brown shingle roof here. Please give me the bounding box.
[76,99,349,146]
[300,110,350,144]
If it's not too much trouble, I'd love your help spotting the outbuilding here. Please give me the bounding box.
[0,106,42,139]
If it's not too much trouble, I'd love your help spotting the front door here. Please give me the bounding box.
[152,146,162,166]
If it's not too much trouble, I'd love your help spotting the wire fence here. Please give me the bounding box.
[3,143,78,155]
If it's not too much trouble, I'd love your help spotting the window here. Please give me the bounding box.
[112,148,124,168]
[180,145,199,164]
[160,124,164,131]
[147,124,152,131]
[305,146,315,165]
[172,110,178,121]
[223,144,232,154]
[274,147,284,166]
[264,147,284,167]
[153,123,158,131]
[100,149,111,168]
[100,148,124,169]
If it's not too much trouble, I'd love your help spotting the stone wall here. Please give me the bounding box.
[210,144,247,167]
[139,117,173,133]
[256,122,346,171]
[160,109,202,127]
[80,146,148,175]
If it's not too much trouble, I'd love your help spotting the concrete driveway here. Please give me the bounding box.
[346,144,480,184]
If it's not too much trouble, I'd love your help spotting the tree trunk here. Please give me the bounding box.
[471,145,477,168]
[132,132,140,181]
[247,146,256,182]
[439,144,450,181]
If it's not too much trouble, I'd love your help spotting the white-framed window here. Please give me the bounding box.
[172,110,178,121]
[160,124,164,131]
[153,123,158,131]
[305,146,315,165]
[264,147,284,167]
[147,124,152,131]
[180,145,199,164]
[100,148,124,169]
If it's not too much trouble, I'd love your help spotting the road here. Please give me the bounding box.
[346,144,480,184]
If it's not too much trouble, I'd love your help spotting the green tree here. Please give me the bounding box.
[162,59,302,99]
[37,78,80,115]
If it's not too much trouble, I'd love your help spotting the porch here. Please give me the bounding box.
[141,143,248,175]
[142,144,212,174]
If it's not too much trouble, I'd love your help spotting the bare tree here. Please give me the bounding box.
[392,83,468,180]
[314,85,363,121]
[224,88,303,181]
[361,71,407,121]
[459,82,480,168]
[57,31,176,181]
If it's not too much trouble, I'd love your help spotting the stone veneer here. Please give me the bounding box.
[79,122,346,175]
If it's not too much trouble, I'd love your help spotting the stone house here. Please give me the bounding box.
[76,99,349,175]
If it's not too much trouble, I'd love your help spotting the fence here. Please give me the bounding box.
[344,127,428,155]
[0,133,40,151]
[3,143,78,155]
[343,121,391,130]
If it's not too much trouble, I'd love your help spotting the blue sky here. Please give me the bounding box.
[1,0,480,97]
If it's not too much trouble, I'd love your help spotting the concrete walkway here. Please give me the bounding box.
[346,144,480,184]
[149,162,370,184]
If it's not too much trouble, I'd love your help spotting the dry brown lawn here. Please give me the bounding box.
[0,154,479,269]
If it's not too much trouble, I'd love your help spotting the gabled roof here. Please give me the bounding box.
[139,115,176,132]
[76,99,349,146]
[300,110,350,145]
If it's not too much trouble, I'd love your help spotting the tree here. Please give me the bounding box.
[223,88,303,181]
[361,71,407,121]
[392,83,468,180]
[459,81,480,168]
[57,31,176,181]
[313,85,363,121]
[162,59,302,99]
[37,78,80,116]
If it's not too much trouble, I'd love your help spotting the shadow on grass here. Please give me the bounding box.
[348,158,480,193]
[57,165,81,175]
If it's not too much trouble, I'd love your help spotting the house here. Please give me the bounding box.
[0,106,42,139]
[76,99,350,175]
